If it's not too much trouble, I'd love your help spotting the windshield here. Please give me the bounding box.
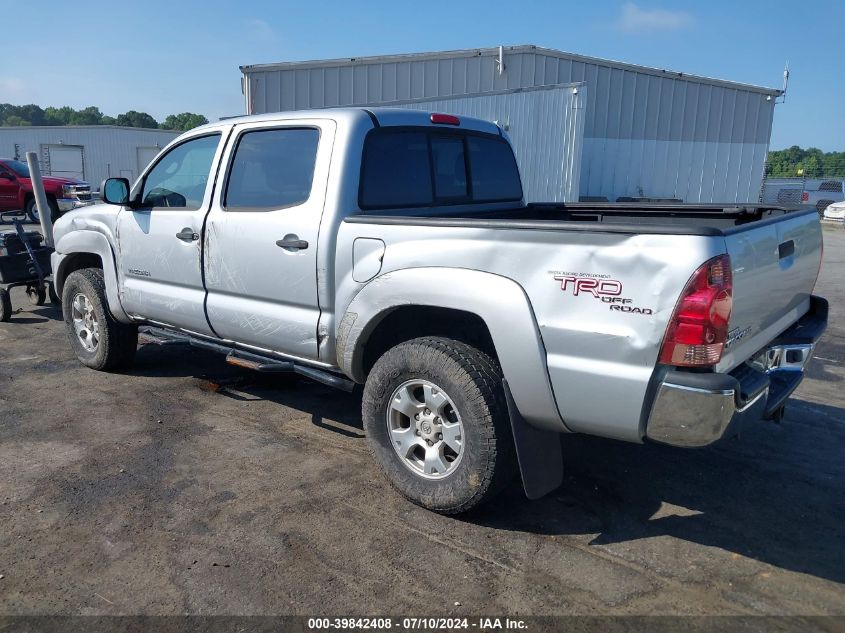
[4,160,30,177]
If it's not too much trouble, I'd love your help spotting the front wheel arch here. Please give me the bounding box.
[53,229,131,323]
[55,252,104,292]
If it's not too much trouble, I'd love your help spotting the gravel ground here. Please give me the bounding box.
[0,223,842,617]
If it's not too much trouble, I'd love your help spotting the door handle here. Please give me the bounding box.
[276,237,309,250]
[778,239,795,259]
[176,228,199,242]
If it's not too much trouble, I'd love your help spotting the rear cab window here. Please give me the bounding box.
[359,127,522,210]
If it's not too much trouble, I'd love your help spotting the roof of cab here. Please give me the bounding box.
[192,107,500,136]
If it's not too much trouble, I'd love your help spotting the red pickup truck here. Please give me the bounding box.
[0,158,92,222]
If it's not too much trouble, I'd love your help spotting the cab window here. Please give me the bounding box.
[224,128,320,211]
[141,134,220,209]
[359,128,522,210]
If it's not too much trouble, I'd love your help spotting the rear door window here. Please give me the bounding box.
[225,128,320,210]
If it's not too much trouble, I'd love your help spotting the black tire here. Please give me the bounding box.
[816,200,834,214]
[26,283,46,306]
[0,288,11,322]
[25,196,60,224]
[362,336,516,514]
[48,281,60,305]
[61,268,138,371]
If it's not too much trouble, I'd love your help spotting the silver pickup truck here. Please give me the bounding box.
[51,108,827,514]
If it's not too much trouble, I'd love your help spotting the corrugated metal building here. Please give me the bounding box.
[0,126,179,189]
[241,45,782,203]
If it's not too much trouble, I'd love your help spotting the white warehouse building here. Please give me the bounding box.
[240,45,782,203]
[0,126,179,189]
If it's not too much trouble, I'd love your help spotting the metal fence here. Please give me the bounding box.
[760,176,845,211]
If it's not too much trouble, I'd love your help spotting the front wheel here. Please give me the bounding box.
[25,197,59,224]
[61,268,138,371]
[362,337,516,514]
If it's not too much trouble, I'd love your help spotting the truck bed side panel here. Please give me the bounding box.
[336,222,722,442]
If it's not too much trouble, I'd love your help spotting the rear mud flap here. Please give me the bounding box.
[503,379,564,500]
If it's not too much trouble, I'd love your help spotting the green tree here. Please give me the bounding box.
[68,106,104,126]
[766,146,845,178]
[44,106,75,125]
[0,104,44,126]
[3,115,30,126]
[160,112,209,131]
[115,110,159,129]
[14,104,46,126]
[823,152,845,176]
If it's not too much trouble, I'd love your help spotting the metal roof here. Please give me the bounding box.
[0,125,179,133]
[240,44,782,97]
[191,107,500,135]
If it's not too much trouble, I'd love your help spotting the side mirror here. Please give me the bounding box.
[101,177,131,205]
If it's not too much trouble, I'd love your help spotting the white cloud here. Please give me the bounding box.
[615,3,693,33]
[0,77,27,99]
[242,18,277,44]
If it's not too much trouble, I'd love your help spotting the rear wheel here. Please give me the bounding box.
[362,336,516,514]
[61,268,138,371]
[816,199,834,215]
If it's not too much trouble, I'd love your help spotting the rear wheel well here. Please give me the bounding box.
[57,253,103,291]
[361,306,498,378]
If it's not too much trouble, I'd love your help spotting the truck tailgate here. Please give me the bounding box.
[717,209,822,372]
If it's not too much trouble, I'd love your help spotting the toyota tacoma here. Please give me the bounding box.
[50,109,827,514]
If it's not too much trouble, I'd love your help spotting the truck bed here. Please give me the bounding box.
[346,203,815,236]
[341,200,823,441]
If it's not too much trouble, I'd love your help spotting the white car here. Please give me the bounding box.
[823,201,845,220]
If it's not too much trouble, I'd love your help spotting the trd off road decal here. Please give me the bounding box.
[551,272,654,315]
[726,325,752,348]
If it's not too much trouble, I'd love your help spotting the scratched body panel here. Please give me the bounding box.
[334,223,721,441]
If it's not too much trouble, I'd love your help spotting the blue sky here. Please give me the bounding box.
[4,0,843,150]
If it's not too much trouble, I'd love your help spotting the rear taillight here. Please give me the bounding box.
[659,254,733,367]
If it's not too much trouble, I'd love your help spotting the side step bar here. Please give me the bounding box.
[139,326,356,392]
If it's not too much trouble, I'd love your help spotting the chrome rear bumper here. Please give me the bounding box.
[646,296,828,448]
